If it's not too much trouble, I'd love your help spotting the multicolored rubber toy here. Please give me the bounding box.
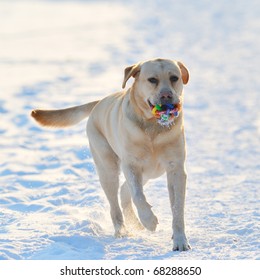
[149,103,181,126]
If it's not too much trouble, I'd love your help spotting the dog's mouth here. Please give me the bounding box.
[148,99,181,126]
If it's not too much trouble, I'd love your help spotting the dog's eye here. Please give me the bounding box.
[148,77,158,84]
[170,75,179,82]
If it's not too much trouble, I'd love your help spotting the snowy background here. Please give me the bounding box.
[0,0,259,260]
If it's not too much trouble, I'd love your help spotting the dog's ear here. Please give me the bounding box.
[177,61,189,85]
[122,63,141,89]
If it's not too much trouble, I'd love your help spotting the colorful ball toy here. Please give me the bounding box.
[149,103,181,125]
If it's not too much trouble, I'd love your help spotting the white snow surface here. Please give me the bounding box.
[0,0,259,260]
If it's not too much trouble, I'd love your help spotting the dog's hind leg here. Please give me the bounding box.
[120,181,144,231]
[87,124,127,237]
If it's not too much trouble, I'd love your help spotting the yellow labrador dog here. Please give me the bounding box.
[31,58,191,251]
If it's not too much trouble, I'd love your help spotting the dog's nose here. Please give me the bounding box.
[159,89,173,104]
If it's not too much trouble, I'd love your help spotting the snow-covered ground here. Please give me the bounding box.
[0,0,259,260]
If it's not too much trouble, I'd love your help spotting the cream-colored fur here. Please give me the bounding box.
[31,58,191,251]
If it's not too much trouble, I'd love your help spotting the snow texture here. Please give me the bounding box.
[0,0,259,260]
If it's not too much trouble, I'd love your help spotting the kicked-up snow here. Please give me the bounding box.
[0,0,259,260]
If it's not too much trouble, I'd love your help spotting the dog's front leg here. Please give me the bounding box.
[122,164,158,231]
[167,166,191,251]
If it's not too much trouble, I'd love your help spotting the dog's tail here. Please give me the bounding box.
[31,100,99,127]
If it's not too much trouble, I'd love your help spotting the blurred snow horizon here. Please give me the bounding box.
[0,0,259,259]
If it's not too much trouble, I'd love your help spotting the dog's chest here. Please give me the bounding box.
[123,132,170,178]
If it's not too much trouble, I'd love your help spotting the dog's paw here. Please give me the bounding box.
[172,235,191,251]
[138,209,159,231]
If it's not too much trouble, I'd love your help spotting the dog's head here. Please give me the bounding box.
[122,58,189,125]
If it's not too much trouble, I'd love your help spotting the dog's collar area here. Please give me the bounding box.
[148,100,181,126]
